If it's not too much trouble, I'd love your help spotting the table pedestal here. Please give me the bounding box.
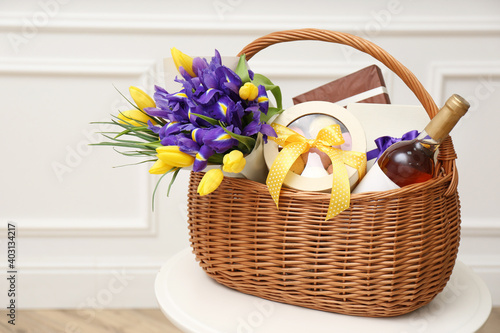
[155,248,492,333]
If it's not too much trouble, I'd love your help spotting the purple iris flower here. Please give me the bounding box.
[208,96,233,122]
[192,57,208,77]
[189,105,216,127]
[226,124,242,135]
[191,127,210,144]
[201,70,219,90]
[193,145,214,171]
[148,120,161,134]
[242,108,261,137]
[149,49,277,172]
[256,85,269,114]
[208,50,222,71]
[215,67,241,98]
[259,123,277,143]
[159,121,181,138]
[178,66,193,81]
[160,132,199,155]
[149,86,193,124]
[226,101,244,129]
[203,127,239,153]
[241,106,276,142]
[145,107,171,120]
[195,88,220,105]
[176,135,200,155]
[158,121,195,138]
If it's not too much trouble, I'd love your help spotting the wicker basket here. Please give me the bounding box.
[187,29,461,318]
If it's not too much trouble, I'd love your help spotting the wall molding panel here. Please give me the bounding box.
[250,61,393,79]
[428,62,500,305]
[462,219,500,238]
[11,216,159,238]
[1,0,498,310]
[0,57,155,77]
[0,57,160,237]
[15,266,161,309]
[428,61,500,104]
[1,12,500,35]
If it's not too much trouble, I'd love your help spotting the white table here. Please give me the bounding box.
[155,248,492,333]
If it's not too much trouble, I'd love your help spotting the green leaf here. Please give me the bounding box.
[190,113,219,126]
[252,74,283,110]
[112,159,157,168]
[99,133,162,148]
[90,140,160,151]
[90,120,112,124]
[236,142,249,153]
[167,168,181,196]
[109,115,159,135]
[207,153,224,164]
[112,148,157,157]
[151,167,182,210]
[241,111,254,128]
[111,87,166,126]
[222,127,255,153]
[114,127,159,141]
[113,85,140,111]
[260,107,284,123]
[234,54,250,83]
[152,171,171,211]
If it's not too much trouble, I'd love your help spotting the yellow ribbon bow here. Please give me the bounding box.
[266,123,366,220]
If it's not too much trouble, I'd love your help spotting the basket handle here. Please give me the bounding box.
[238,28,458,195]
[238,29,439,118]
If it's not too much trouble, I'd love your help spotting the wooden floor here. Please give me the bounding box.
[0,307,498,332]
[0,309,182,333]
[477,306,500,333]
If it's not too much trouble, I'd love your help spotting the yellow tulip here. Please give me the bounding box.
[149,159,173,174]
[239,82,259,101]
[222,150,246,173]
[157,146,195,168]
[129,86,156,111]
[197,169,224,196]
[171,47,196,77]
[118,110,156,127]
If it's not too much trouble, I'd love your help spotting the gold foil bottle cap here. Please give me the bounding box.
[445,94,470,117]
[424,94,470,142]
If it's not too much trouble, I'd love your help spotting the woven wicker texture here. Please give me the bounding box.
[187,29,461,317]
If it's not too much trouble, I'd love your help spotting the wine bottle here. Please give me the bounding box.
[352,94,470,194]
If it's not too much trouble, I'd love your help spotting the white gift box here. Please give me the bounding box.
[346,103,430,170]
[264,101,367,192]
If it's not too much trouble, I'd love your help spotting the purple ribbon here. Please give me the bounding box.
[366,130,419,161]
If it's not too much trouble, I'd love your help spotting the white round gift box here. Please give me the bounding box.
[264,101,366,192]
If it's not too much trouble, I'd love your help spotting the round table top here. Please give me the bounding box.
[155,248,492,333]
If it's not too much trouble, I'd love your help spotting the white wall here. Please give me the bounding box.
[0,0,499,311]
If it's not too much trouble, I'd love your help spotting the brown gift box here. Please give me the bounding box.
[292,65,390,106]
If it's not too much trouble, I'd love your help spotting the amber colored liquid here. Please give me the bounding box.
[378,140,435,187]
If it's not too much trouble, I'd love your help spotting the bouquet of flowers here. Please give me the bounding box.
[94,48,283,200]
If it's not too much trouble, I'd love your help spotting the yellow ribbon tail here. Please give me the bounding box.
[319,146,351,220]
[266,142,308,209]
[342,151,367,182]
[266,123,366,221]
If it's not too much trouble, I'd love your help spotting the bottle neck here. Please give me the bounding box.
[415,129,441,153]
[424,94,469,143]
